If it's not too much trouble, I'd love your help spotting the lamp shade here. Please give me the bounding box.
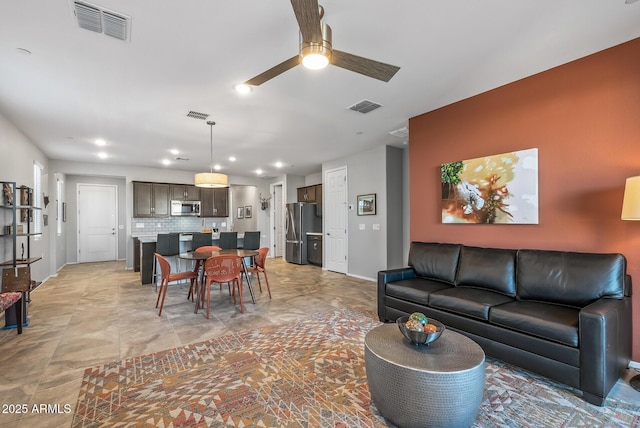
[621,175,640,220]
[194,172,228,188]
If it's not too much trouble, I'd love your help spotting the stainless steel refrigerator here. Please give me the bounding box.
[285,202,322,264]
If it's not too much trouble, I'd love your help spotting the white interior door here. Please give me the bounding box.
[272,183,284,257]
[325,166,347,273]
[78,184,117,263]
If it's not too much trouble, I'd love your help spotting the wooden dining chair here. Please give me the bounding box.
[200,255,244,318]
[155,253,199,316]
[246,247,271,298]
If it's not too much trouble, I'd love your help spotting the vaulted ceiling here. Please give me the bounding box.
[1,1,639,178]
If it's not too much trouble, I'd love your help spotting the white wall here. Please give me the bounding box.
[49,159,275,269]
[0,113,50,284]
[322,144,407,280]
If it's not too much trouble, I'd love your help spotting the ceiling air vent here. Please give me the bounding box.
[72,1,131,41]
[348,99,382,114]
[388,126,408,138]
[187,111,210,120]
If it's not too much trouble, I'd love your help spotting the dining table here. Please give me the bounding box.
[178,249,259,305]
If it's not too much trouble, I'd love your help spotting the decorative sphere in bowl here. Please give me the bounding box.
[397,315,445,345]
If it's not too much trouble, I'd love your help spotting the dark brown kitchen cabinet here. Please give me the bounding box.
[200,187,229,217]
[170,184,200,201]
[133,181,170,217]
[297,184,322,203]
[297,185,317,202]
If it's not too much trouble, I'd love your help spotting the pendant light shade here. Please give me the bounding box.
[194,172,228,188]
[195,121,228,188]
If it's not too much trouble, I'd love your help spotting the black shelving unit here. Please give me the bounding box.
[1,181,42,328]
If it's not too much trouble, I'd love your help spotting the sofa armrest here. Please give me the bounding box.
[579,296,631,405]
[377,268,416,322]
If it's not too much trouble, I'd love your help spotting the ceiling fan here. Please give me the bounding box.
[243,0,401,86]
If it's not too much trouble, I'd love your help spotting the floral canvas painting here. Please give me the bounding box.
[441,148,538,224]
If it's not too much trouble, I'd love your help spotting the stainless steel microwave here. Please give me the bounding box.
[171,200,201,216]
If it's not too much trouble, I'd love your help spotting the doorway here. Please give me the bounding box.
[77,184,117,263]
[324,166,348,274]
[270,182,284,258]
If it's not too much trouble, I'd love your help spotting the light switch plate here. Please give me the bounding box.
[359,224,365,230]
[373,224,380,230]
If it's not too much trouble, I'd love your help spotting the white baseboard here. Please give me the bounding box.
[347,273,376,282]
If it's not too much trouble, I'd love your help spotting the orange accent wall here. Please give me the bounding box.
[409,38,640,361]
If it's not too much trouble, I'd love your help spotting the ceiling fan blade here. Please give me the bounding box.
[290,0,322,43]
[332,50,400,82]
[244,56,301,86]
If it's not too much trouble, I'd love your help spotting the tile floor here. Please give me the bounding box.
[0,258,638,427]
[0,258,377,427]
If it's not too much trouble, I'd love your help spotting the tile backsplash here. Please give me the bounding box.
[131,216,229,237]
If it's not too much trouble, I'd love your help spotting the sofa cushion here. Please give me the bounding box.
[386,278,452,305]
[429,287,515,321]
[517,250,626,307]
[408,242,462,284]
[456,246,517,296]
[489,300,579,347]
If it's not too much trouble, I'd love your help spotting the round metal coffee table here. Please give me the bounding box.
[364,323,485,428]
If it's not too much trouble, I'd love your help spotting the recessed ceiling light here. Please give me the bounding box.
[255,169,263,175]
[275,161,283,168]
[97,152,108,159]
[170,149,179,155]
[229,156,236,162]
[234,84,252,94]
[213,164,222,171]
[162,159,171,166]
[95,138,106,146]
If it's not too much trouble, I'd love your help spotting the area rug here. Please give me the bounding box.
[72,308,639,427]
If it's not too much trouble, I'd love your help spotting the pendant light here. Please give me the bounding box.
[194,120,228,188]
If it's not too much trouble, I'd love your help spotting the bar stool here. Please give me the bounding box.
[190,232,213,251]
[242,231,260,250]
[152,233,180,290]
[218,231,238,250]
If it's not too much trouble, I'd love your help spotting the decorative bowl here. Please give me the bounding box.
[397,316,445,346]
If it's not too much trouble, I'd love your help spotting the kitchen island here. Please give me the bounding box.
[135,233,245,285]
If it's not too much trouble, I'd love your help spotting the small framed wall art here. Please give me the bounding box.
[237,206,244,219]
[244,205,252,218]
[357,194,376,216]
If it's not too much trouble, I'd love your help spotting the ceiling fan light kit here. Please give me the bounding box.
[195,121,229,188]
[300,22,332,69]
[243,0,400,86]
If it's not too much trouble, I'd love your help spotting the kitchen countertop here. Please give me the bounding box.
[135,233,244,243]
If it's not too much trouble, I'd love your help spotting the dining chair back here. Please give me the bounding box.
[200,255,244,318]
[247,247,271,299]
[190,232,212,251]
[152,233,181,287]
[242,231,260,250]
[155,253,198,316]
[218,231,238,249]
[195,246,222,253]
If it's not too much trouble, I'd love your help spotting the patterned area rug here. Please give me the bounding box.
[72,308,639,427]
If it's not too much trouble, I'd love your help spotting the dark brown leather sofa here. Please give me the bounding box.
[377,242,632,406]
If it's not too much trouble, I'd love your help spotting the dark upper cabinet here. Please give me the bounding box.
[171,184,200,201]
[200,187,229,217]
[133,182,170,217]
[297,185,317,202]
[297,184,321,203]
